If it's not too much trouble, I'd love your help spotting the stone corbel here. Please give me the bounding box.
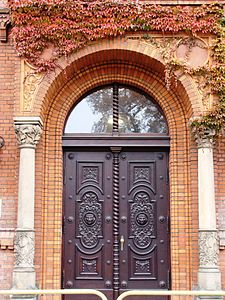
[219,230,225,250]
[0,228,15,250]
[0,8,10,42]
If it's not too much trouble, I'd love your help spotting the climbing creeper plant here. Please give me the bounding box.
[8,0,225,136]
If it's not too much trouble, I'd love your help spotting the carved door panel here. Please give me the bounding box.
[119,150,170,299]
[63,150,114,300]
[63,148,170,300]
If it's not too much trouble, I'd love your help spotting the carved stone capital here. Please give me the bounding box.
[191,125,216,149]
[199,230,219,268]
[14,229,35,268]
[14,117,43,148]
[0,8,10,42]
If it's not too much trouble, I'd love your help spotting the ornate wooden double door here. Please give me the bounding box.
[63,147,170,300]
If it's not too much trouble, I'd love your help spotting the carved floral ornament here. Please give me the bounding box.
[22,60,43,112]
[14,230,35,268]
[14,123,42,147]
[199,231,219,267]
[191,124,216,149]
[126,35,211,109]
[130,35,209,69]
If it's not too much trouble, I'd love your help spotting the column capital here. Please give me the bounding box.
[14,117,43,148]
[191,126,216,149]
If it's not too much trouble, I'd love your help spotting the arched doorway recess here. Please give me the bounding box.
[62,84,170,300]
[34,45,200,297]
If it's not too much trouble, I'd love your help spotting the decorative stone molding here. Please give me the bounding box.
[21,60,43,112]
[175,37,209,68]
[199,231,219,268]
[219,230,225,250]
[14,124,42,147]
[126,34,179,64]
[126,34,209,68]
[192,76,212,110]
[14,230,34,268]
[191,126,216,149]
[0,228,15,250]
[14,117,43,147]
[0,8,10,42]
[126,34,210,109]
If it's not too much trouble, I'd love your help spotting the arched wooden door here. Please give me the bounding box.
[62,84,170,300]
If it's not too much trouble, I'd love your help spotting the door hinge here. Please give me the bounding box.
[166,167,169,184]
[167,216,170,232]
[62,270,65,288]
[63,166,65,185]
[62,216,66,235]
[167,269,171,289]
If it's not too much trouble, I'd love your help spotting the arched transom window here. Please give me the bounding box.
[65,84,168,134]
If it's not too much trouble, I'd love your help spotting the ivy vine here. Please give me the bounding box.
[9,0,225,136]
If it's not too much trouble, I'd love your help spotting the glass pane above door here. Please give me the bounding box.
[65,87,113,133]
[64,85,168,134]
[118,87,167,134]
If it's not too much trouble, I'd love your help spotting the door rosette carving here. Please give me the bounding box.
[79,192,102,248]
[130,192,155,249]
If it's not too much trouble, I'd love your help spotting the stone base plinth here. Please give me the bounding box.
[198,268,222,300]
[11,268,37,299]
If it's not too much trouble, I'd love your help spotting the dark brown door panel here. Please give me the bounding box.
[63,149,170,300]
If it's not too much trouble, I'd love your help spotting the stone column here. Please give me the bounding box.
[194,129,221,298]
[12,117,43,299]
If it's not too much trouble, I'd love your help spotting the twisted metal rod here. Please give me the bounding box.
[112,150,120,299]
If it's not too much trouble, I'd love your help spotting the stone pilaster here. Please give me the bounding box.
[12,117,42,299]
[193,127,221,298]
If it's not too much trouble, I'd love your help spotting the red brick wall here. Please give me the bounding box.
[0,37,19,291]
[215,137,225,290]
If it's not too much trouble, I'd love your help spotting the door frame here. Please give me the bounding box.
[62,136,171,297]
[62,135,170,148]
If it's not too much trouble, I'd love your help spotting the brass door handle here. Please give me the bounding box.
[120,235,125,251]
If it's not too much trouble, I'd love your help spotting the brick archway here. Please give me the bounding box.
[32,44,200,296]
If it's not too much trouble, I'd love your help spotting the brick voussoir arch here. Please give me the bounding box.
[34,39,203,121]
[45,63,187,137]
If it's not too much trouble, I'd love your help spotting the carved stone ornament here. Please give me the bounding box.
[21,60,43,112]
[0,8,10,42]
[14,123,42,147]
[175,37,208,69]
[14,230,34,268]
[199,231,219,268]
[192,75,212,110]
[191,126,216,149]
[126,34,179,63]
